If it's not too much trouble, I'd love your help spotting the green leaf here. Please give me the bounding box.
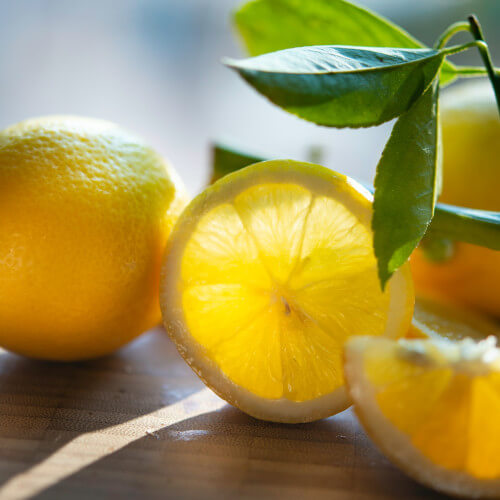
[225,45,444,128]
[372,80,440,289]
[211,142,265,183]
[234,0,456,86]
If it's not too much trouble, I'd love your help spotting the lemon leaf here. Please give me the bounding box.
[225,46,444,128]
[373,80,440,289]
[234,0,456,86]
[211,142,265,183]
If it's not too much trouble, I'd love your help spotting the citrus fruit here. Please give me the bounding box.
[0,116,188,361]
[411,80,500,318]
[407,295,500,341]
[160,160,414,423]
[344,335,500,498]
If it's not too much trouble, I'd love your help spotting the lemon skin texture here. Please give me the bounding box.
[0,116,188,360]
[411,81,500,318]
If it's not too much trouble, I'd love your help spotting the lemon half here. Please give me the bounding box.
[160,160,413,422]
[345,335,500,498]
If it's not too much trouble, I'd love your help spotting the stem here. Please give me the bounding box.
[468,15,500,116]
[453,66,489,77]
[441,40,485,57]
[434,21,471,49]
[430,204,500,250]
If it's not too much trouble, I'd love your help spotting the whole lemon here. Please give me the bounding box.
[0,116,188,360]
[411,81,500,318]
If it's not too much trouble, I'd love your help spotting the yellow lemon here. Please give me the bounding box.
[0,116,187,360]
[160,160,414,423]
[411,80,500,318]
[345,335,500,498]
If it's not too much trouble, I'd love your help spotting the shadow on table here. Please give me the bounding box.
[0,329,203,495]
[32,404,446,500]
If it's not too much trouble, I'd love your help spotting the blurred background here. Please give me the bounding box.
[0,0,499,194]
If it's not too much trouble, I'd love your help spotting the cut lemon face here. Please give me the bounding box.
[345,335,500,498]
[160,160,414,423]
[408,295,500,341]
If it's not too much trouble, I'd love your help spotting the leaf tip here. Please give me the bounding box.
[376,260,392,292]
[221,57,239,69]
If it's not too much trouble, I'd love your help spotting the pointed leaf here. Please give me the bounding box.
[226,45,444,128]
[372,80,440,288]
[234,0,456,85]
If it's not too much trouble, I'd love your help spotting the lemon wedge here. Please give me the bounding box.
[161,160,414,422]
[345,335,500,498]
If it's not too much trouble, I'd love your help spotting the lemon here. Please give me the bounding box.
[160,160,414,423]
[344,335,500,498]
[0,116,188,361]
[411,80,500,318]
[407,295,500,341]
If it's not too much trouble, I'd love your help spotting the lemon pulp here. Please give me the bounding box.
[174,164,409,405]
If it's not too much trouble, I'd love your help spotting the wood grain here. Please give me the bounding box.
[0,328,445,500]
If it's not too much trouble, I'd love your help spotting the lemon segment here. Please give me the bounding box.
[345,336,500,497]
[162,160,414,422]
[181,202,271,289]
[233,183,313,283]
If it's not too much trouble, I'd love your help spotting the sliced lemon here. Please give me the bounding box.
[344,335,500,498]
[408,295,500,341]
[160,160,414,423]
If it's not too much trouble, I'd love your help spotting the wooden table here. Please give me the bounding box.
[0,328,445,499]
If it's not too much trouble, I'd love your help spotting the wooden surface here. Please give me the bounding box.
[0,329,446,500]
